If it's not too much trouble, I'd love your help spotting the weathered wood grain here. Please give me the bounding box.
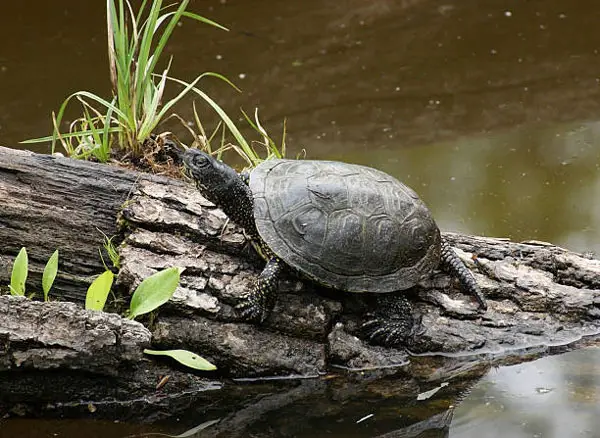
[0,146,173,302]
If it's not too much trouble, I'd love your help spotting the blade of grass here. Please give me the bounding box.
[142,0,186,82]
[165,74,256,164]
[191,101,210,150]
[138,60,171,138]
[23,126,123,144]
[281,118,287,158]
[134,0,164,119]
[81,104,104,157]
[182,11,229,31]
[241,108,283,159]
[107,0,118,94]
[150,72,210,133]
[100,97,117,161]
[48,91,130,154]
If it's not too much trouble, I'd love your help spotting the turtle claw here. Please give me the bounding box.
[362,317,414,347]
[360,294,417,347]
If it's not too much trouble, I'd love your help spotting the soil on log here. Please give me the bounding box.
[2,146,600,418]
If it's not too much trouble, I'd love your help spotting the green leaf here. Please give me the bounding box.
[10,247,28,296]
[42,250,59,301]
[85,270,114,311]
[129,267,182,319]
[144,349,216,371]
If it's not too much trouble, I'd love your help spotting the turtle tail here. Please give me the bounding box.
[440,239,487,310]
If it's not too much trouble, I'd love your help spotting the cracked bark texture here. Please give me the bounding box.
[0,146,171,303]
[2,146,600,383]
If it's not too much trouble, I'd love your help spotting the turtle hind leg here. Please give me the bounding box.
[361,295,417,347]
[237,257,284,323]
[440,239,487,310]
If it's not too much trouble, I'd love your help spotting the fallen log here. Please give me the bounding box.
[2,145,600,418]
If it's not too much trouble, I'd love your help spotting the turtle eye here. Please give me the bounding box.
[193,153,211,168]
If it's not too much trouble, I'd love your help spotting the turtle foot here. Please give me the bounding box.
[361,295,418,347]
[362,316,418,347]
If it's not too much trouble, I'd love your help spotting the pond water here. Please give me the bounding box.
[2,346,600,438]
[451,347,600,438]
[2,0,600,436]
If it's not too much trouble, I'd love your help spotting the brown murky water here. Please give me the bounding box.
[2,0,600,436]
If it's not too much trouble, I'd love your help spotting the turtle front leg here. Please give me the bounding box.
[440,239,487,310]
[361,295,418,346]
[237,257,284,323]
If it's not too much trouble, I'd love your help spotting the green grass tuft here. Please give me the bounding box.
[23,0,288,171]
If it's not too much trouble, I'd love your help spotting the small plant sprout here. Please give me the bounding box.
[42,250,59,301]
[128,267,184,319]
[9,247,28,296]
[144,349,216,371]
[22,0,288,178]
[85,270,115,311]
[97,229,120,269]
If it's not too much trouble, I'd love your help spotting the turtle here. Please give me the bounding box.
[182,149,486,346]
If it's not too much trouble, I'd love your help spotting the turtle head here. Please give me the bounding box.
[183,149,241,202]
[183,149,255,230]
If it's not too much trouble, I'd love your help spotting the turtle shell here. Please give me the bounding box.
[249,159,441,293]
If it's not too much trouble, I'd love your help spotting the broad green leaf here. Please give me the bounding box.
[10,247,28,296]
[129,267,182,319]
[42,250,59,301]
[144,349,216,371]
[85,270,114,311]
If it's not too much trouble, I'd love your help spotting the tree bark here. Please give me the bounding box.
[0,146,164,303]
[2,145,600,418]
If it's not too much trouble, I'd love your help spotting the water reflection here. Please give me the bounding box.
[451,347,600,438]
[0,418,162,438]
[3,348,600,437]
[0,370,478,438]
